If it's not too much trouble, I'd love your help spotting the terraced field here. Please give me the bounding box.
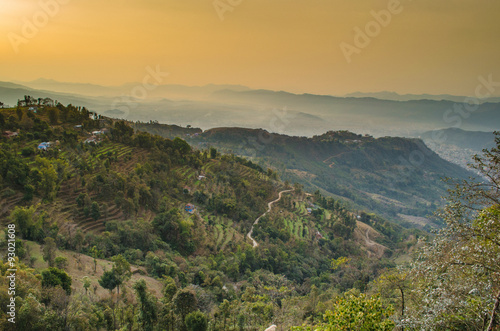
[205,215,236,252]
[0,189,25,221]
[295,201,309,216]
[284,216,310,239]
[52,142,150,233]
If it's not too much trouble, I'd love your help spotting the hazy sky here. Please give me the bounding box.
[1,0,499,96]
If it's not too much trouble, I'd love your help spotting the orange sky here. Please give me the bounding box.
[1,0,499,96]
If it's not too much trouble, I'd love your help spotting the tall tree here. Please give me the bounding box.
[42,237,57,267]
[185,311,208,331]
[90,201,100,221]
[173,289,197,331]
[41,267,72,295]
[111,254,131,296]
[405,132,500,330]
[134,280,158,331]
[90,246,102,273]
[99,270,119,293]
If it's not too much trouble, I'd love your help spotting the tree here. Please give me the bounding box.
[90,246,102,272]
[297,290,394,331]
[17,293,44,330]
[10,205,37,240]
[16,107,23,120]
[90,201,100,221]
[43,237,57,267]
[35,157,59,201]
[134,279,158,331]
[173,137,191,155]
[47,107,59,124]
[405,132,500,330]
[23,183,35,201]
[82,276,91,295]
[99,270,119,293]
[185,311,208,331]
[112,121,134,143]
[55,256,68,270]
[162,277,178,303]
[173,289,197,331]
[42,267,72,295]
[375,268,409,327]
[209,147,217,159]
[111,254,131,296]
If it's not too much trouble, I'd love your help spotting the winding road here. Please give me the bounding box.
[247,188,294,248]
[364,228,376,247]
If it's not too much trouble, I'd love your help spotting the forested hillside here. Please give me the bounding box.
[0,101,423,330]
[1,100,499,330]
[187,128,473,224]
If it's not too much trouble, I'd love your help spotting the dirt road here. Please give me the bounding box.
[247,188,294,248]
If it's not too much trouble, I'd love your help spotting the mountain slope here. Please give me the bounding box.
[190,128,474,222]
[0,102,426,330]
[419,128,496,151]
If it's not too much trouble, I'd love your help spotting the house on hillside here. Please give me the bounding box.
[28,106,38,113]
[38,142,51,151]
[185,204,195,214]
[90,128,108,136]
[84,137,99,144]
[2,131,18,139]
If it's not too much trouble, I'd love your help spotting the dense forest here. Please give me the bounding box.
[0,99,499,330]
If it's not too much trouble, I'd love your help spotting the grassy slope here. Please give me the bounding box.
[22,240,164,299]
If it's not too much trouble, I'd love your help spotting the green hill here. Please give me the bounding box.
[0,101,423,330]
[188,128,474,223]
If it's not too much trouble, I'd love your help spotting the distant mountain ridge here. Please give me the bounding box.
[14,78,251,99]
[2,80,499,138]
[345,91,500,103]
